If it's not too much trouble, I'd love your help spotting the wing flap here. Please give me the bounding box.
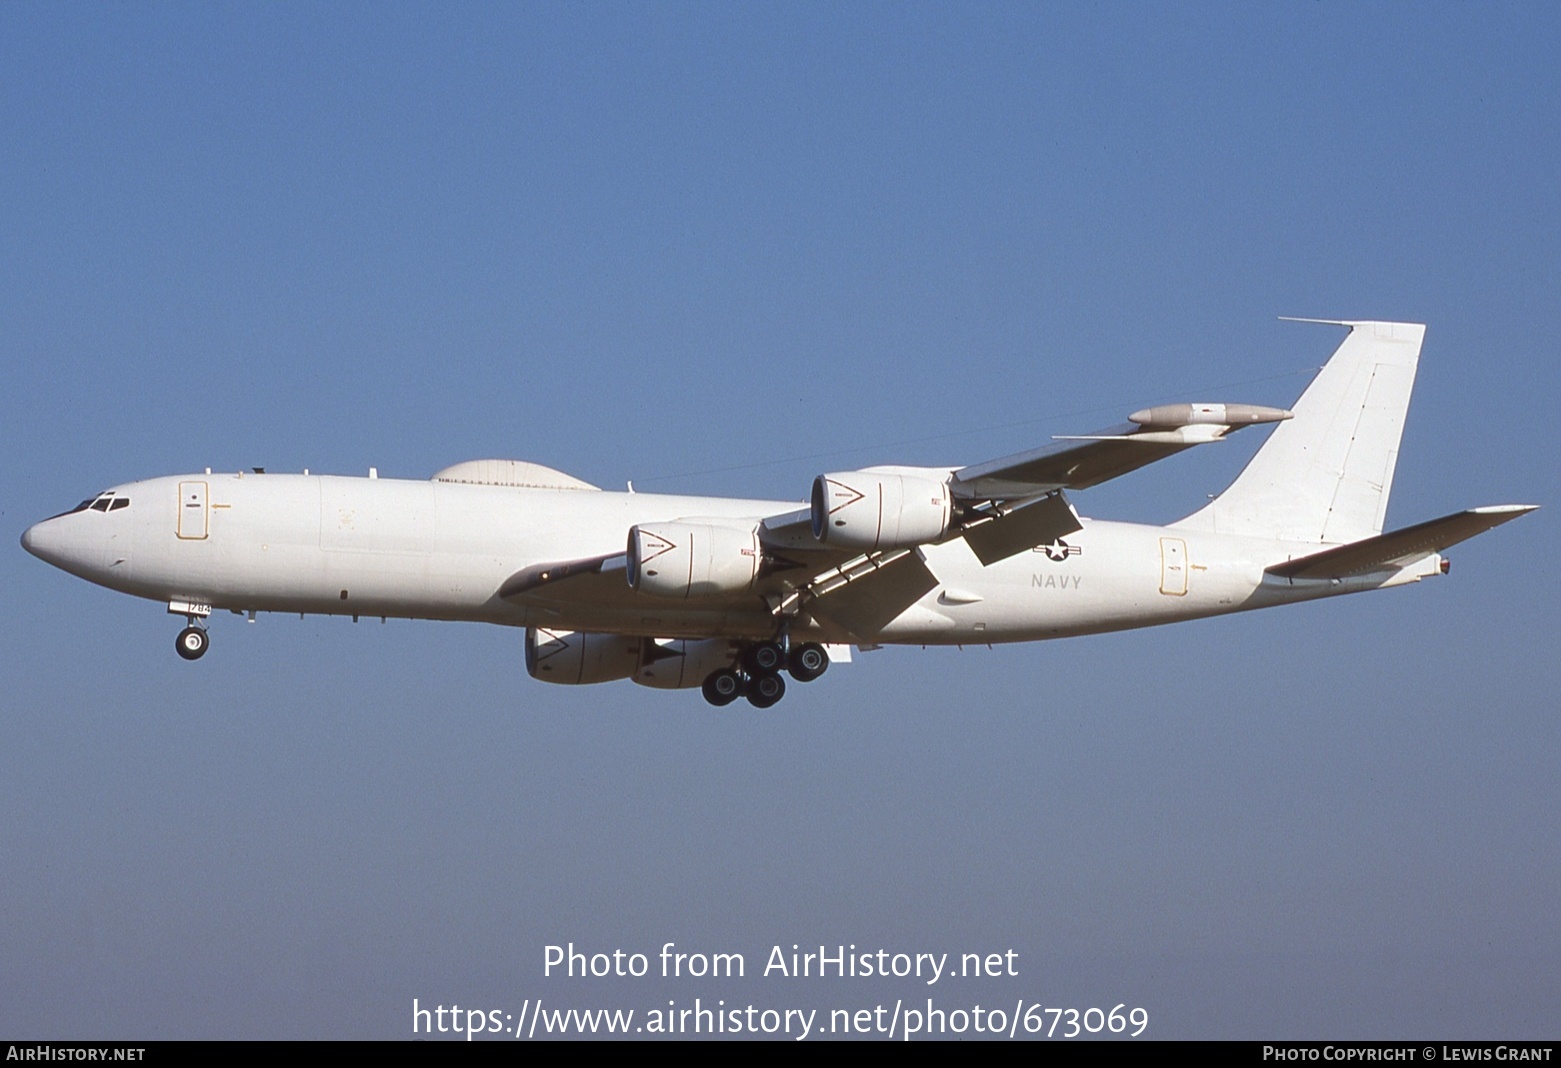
[962,491,1084,566]
[1265,505,1537,581]
[804,549,940,640]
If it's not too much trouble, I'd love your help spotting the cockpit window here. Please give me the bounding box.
[51,492,130,519]
[47,496,102,519]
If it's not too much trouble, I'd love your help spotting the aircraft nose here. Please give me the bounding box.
[22,511,116,582]
[21,517,71,569]
[21,520,48,560]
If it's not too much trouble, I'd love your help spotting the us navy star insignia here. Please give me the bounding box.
[1037,539,1082,562]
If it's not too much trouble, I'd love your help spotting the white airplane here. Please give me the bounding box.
[21,319,1534,708]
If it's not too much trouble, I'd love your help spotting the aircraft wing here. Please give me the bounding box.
[950,403,1293,500]
[500,401,1301,612]
[496,551,649,611]
[498,551,625,597]
[1265,505,1537,581]
[761,404,1290,567]
[757,508,817,552]
[949,426,1205,498]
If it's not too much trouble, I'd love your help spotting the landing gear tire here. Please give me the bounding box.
[787,642,829,682]
[175,626,209,661]
[741,641,786,675]
[702,668,744,707]
[746,672,785,709]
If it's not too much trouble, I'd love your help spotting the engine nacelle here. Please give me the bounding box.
[524,628,642,685]
[627,520,761,599]
[811,470,953,551]
[632,638,740,689]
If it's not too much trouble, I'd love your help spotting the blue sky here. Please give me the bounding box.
[2,3,1556,1039]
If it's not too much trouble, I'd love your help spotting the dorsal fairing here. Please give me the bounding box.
[432,459,600,491]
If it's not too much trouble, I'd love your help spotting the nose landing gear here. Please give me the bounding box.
[168,600,213,661]
[175,625,209,660]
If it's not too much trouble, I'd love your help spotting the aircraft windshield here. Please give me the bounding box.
[50,492,130,519]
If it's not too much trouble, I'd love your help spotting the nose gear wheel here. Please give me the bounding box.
[175,625,209,660]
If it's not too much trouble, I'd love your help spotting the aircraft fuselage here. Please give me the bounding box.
[21,470,1436,646]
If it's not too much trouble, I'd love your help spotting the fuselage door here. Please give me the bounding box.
[177,481,209,540]
[1159,537,1187,596]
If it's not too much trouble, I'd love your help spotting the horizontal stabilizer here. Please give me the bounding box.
[1265,505,1536,581]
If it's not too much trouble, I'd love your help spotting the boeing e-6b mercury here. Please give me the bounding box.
[21,320,1535,708]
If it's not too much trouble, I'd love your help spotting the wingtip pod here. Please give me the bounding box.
[1128,403,1293,429]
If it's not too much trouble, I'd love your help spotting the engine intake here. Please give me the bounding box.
[811,470,953,551]
[627,520,761,599]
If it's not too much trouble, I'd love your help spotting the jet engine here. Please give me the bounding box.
[632,638,740,689]
[626,520,761,599]
[811,470,953,551]
[525,629,741,691]
[524,628,643,685]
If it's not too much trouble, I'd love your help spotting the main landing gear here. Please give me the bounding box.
[701,641,830,709]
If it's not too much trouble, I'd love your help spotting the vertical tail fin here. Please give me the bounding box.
[1173,320,1425,545]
